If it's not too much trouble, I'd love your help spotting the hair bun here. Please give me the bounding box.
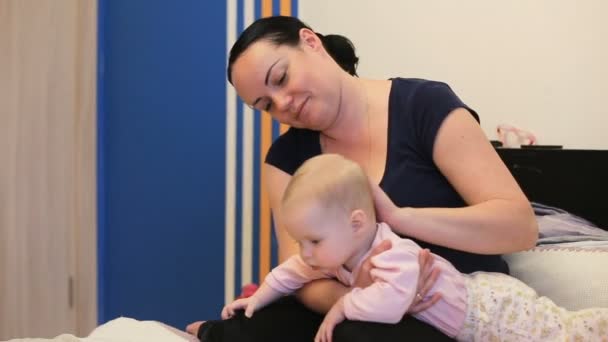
[316,33,359,76]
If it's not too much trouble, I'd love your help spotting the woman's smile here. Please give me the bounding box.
[295,96,310,122]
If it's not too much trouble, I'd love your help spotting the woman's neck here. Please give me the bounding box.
[322,78,391,144]
[321,77,372,144]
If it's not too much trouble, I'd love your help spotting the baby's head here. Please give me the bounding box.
[281,154,377,270]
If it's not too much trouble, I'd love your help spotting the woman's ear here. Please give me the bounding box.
[350,209,368,233]
[299,28,323,51]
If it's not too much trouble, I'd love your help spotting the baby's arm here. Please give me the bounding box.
[315,296,347,342]
[221,282,284,319]
[343,246,420,324]
[222,255,331,319]
[314,245,421,342]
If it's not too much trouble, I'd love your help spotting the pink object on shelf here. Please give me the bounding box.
[496,124,536,147]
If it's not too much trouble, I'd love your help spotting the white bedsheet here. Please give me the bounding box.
[6,317,199,342]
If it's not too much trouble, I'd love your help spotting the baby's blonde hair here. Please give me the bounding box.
[281,154,375,221]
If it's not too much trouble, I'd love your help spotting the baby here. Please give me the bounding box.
[222,154,608,342]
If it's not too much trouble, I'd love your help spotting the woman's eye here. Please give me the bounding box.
[264,102,272,111]
[271,70,286,86]
[311,240,320,245]
[278,71,286,85]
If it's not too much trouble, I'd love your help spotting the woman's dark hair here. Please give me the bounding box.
[227,16,359,83]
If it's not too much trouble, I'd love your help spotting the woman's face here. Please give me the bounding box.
[230,30,344,130]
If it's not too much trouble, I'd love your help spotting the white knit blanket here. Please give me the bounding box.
[504,245,608,311]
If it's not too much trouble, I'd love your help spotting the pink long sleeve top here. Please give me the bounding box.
[264,223,468,337]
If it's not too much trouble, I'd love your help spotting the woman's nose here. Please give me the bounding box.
[272,92,293,113]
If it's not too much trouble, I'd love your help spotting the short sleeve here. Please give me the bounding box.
[410,81,479,159]
[264,127,321,175]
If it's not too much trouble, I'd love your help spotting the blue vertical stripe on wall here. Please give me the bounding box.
[251,0,262,286]
[97,0,107,325]
[233,0,246,298]
[252,106,261,285]
[270,120,280,270]
[99,0,226,329]
[234,0,244,294]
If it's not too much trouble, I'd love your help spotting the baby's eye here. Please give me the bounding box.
[311,240,320,245]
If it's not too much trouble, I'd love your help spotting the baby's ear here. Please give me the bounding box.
[350,209,367,232]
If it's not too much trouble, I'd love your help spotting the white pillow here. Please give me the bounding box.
[88,317,198,342]
[504,246,608,311]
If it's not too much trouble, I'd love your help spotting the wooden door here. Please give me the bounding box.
[0,0,97,339]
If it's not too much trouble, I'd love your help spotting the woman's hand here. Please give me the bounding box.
[409,248,442,314]
[353,239,392,288]
[368,179,399,225]
[354,239,442,314]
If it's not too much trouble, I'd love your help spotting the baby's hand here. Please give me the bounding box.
[221,297,258,319]
[314,297,346,342]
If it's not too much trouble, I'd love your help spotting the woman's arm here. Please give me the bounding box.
[375,108,537,254]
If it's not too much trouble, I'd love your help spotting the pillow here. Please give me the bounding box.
[89,317,198,342]
[504,246,608,310]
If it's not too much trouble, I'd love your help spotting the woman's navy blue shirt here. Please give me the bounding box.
[266,78,508,274]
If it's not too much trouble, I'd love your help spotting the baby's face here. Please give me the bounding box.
[283,202,356,270]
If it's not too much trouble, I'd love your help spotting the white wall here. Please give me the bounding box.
[300,1,608,149]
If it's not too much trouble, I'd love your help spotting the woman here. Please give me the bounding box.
[189,16,538,341]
